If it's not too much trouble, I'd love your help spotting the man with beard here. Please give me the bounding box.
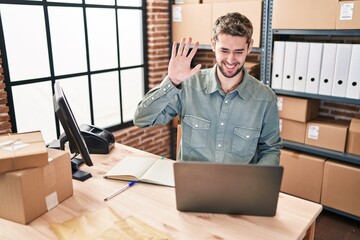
[134,12,282,165]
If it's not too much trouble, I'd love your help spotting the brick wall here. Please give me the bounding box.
[0,50,11,134]
[113,0,174,159]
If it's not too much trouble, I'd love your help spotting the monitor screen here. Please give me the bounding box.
[53,80,93,181]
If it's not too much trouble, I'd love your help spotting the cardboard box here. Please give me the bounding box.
[172,4,212,45]
[279,118,306,144]
[305,119,349,152]
[0,148,73,224]
[280,149,325,202]
[0,131,48,173]
[273,0,337,29]
[277,96,320,122]
[212,1,262,48]
[346,117,360,156]
[173,0,200,4]
[321,160,360,217]
[336,1,360,29]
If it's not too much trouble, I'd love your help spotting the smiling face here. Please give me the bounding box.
[211,33,253,80]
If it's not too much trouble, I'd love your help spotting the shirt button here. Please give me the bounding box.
[220,122,224,126]
[163,88,166,91]
[225,100,229,104]
[195,124,198,128]
[246,135,250,139]
[151,97,154,100]
[168,84,171,87]
[218,144,221,148]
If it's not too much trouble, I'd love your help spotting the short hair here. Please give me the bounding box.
[212,12,253,43]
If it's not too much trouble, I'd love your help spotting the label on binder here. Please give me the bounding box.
[277,97,284,111]
[172,6,182,22]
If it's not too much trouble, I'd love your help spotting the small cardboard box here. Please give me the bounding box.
[212,1,262,48]
[172,4,212,45]
[0,148,73,224]
[0,131,48,173]
[346,117,360,156]
[336,1,360,29]
[272,0,337,29]
[321,160,360,217]
[280,149,326,203]
[277,96,320,122]
[305,119,349,152]
[279,118,307,144]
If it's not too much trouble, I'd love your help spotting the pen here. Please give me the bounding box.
[104,181,137,201]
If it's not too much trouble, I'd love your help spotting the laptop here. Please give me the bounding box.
[173,162,284,216]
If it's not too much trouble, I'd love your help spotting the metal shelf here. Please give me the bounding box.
[273,29,360,36]
[283,141,360,166]
[274,90,360,105]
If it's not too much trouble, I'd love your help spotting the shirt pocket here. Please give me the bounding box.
[183,115,210,148]
[231,126,261,157]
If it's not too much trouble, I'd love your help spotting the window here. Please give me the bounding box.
[0,0,147,143]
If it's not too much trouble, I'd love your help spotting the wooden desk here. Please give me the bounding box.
[0,144,322,240]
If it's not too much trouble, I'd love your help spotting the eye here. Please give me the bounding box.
[234,51,243,55]
[220,49,229,53]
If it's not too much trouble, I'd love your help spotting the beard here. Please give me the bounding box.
[218,61,244,79]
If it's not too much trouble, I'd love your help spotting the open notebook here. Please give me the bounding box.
[174,162,284,216]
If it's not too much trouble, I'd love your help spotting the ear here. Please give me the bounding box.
[211,37,216,52]
[247,39,254,54]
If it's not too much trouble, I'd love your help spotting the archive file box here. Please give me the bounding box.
[346,117,360,156]
[293,42,310,93]
[281,42,297,91]
[0,148,73,224]
[332,44,352,97]
[318,43,337,96]
[346,44,360,99]
[305,43,323,94]
[271,41,285,89]
[0,131,48,173]
[277,95,320,122]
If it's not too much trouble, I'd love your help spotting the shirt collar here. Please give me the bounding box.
[206,64,252,99]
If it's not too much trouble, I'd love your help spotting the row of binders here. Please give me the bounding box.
[271,41,360,99]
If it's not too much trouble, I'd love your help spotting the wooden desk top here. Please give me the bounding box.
[0,144,322,240]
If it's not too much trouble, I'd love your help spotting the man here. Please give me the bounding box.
[134,12,282,165]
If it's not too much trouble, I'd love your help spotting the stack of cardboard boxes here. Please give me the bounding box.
[273,0,360,30]
[172,0,262,47]
[278,95,360,218]
[0,131,73,224]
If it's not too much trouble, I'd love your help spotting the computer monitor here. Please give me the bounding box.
[53,80,93,181]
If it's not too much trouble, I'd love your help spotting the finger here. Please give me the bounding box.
[187,41,199,59]
[177,38,186,56]
[192,64,202,74]
[171,41,177,58]
[183,37,192,57]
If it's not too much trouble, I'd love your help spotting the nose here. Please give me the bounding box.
[227,52,235,63]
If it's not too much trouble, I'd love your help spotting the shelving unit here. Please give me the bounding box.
[263,0,360,221]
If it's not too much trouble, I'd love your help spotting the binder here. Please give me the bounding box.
[305,43,323,94]
[318,43,337,96]
[281,42,297,91]
[293,42,310,92]
[332,44,352,98]
[271,41,285,89]
[346,44,360,99]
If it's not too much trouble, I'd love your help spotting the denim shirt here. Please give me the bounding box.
[134,64,282,165]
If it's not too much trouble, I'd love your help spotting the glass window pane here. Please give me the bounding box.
[48,7,87,75]
[117,0,142,7]
[47,0,82,3]
[121,68,144,122]
[0,4,50,81]
[86,8,118,71]
[12,82,56,144]
[118,9,143,67]
[57,77,92,127]
[85,0,115,5]
[91,72,121,127]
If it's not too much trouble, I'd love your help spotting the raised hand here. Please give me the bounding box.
[168,37,202,86]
